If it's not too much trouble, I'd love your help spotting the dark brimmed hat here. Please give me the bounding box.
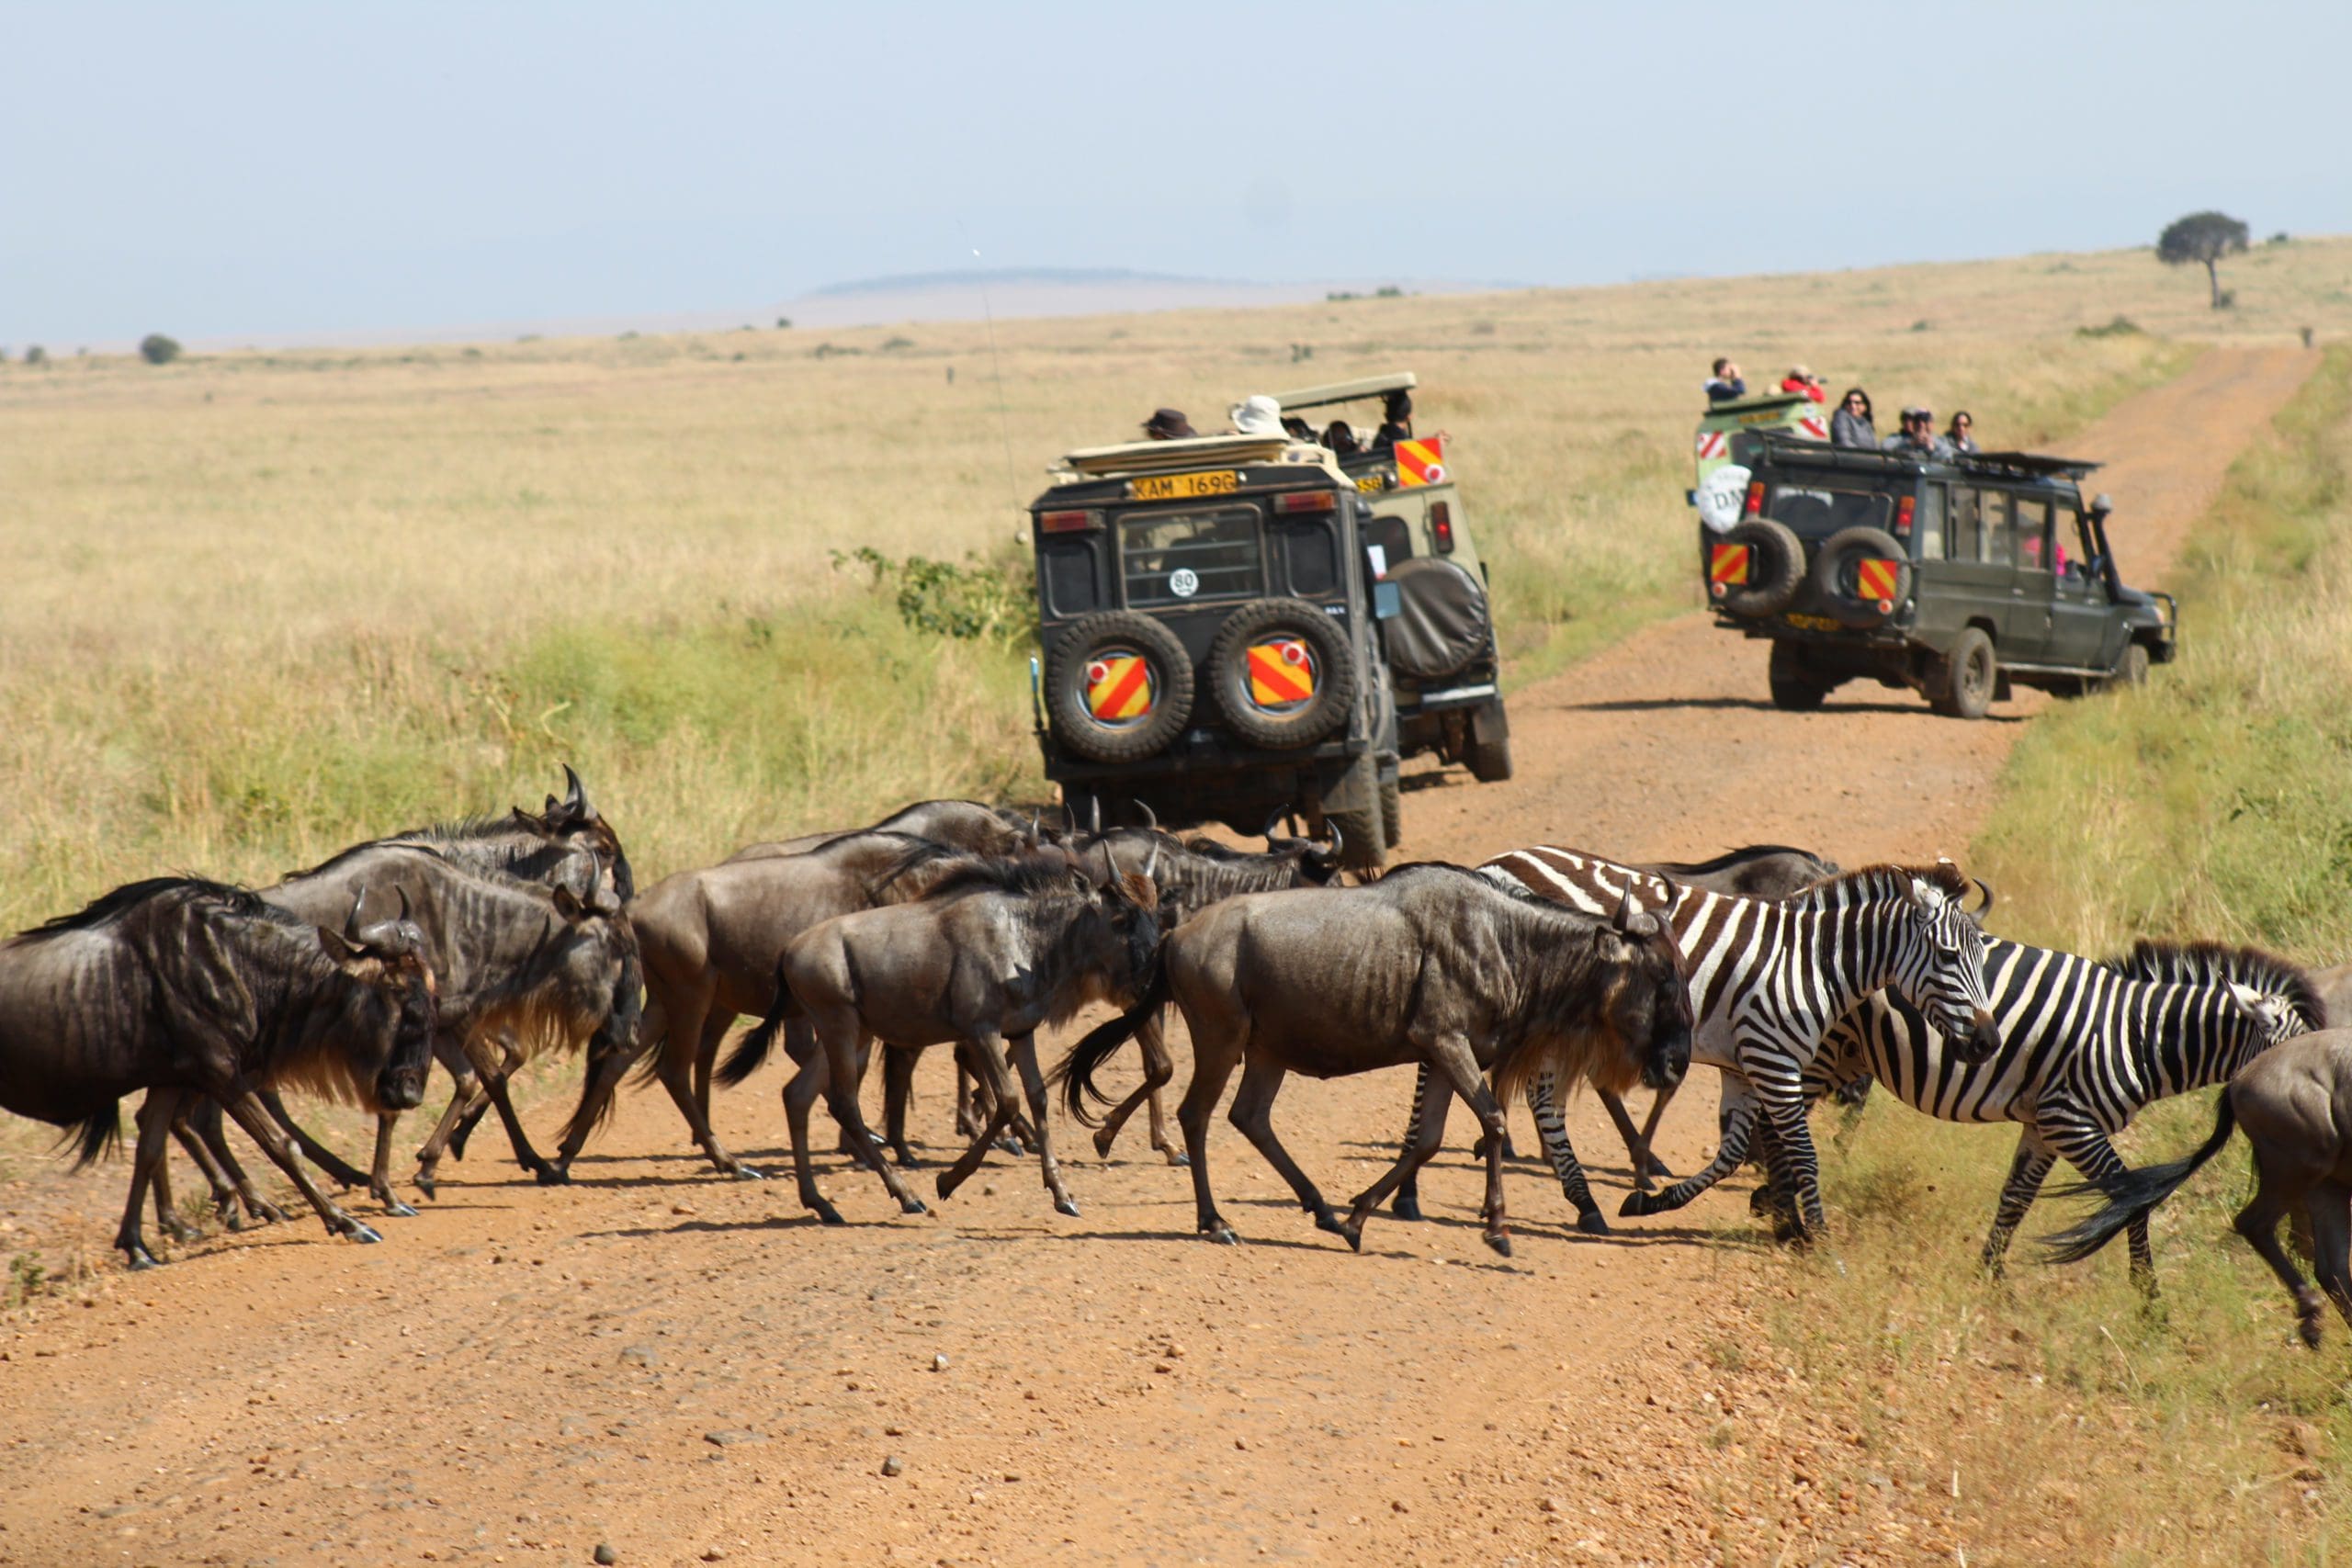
[1141,408,1196,439]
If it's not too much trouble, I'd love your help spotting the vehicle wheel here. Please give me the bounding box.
[1380,773,1403,850]
[1467,734,1513,783]
[1044,612,1195,764]
[1711,519,1804,619]
[1324,806,1387,871]
[1204,599,1356,750]
[1767,641,1830,712]
[2104,641,2150,691]
[1928,627,1997,719]
[1809,526,1912,628]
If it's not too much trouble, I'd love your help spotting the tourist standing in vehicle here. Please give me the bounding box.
[1141,408,1196,440]
[1946,411,1979,454]
[1704,358,1747,403]
[1372,389,1414,450]
[1230,395,1285,435]
[1779,366,1826,402]
[1883,406,1953,457]
[1830,388,1876,447]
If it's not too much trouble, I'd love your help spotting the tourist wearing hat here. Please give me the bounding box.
[1830,387,1877,448]
[1883,406,1954,458]
[1778,366,1826,403]
[1229,394,1285,435]
[1372,389,1414,451]
[1141,408,1197,440]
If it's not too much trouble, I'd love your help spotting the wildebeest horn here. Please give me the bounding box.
[1611,882,1638,932]
[1090,796,1102,837]
[1968,876,1996,917]
[1142,837,1160,880]
[561,764,596,822]
[1260,807,1289,844]
[1310,818,1343,865]
[1099,838,1118,887]
[1134,799,1158,834]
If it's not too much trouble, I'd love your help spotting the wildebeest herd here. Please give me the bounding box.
[5,770,2351,1348]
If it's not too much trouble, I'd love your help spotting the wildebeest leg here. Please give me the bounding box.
[1007,1031,1082,1217]
[258,1089,370,1190]
[115,1087,183,1269]
[656,994,761,1178]
[1523,1066,1611,1235]
[1224,1055,1343,1237]
[147,1136,204,1245]
[936,1033,1026,1202]
[814,1022,925,1217]
[413,1072,486,1198]
[367,1114,417,1217]
[780,1042,845,1224]
[1599,1086,1678,1190]
[1622,1074,1762,1217]
[1176,1030,1243,1244]
[2306,1179,2352,1343]
[548,1028,649,1179]
[1088,1008,1186,1168]
[1348,1063,1454,1249]
[187,1098,287,1227]
[445,1028,515,1163]
[1977,1131,2057,1280]
[881,1043,922,1168]
[2235,1162,2327,1347]
[1427,1032,1514,1257]
[218,1089,382,1244]
[1388,1063,1436,1221]
[166,1104,238,1232]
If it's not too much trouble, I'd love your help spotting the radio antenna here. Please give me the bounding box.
[959,227,1023,529]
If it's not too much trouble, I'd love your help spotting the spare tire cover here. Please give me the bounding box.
[1385,558,1491,680]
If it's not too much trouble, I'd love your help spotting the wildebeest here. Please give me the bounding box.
[725,849,1168,1224]
[1064,804,1344,1166]
[2308,961,2351,1030]
[1059,863,1693,1256]
[0,876,437,1266]
[722,799,1046,863]
[2043,1029,2352,1344]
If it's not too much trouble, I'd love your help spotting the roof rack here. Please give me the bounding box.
[1752,430,2100,480]
[1263,371,1416,412]
[1057,433,1301,478]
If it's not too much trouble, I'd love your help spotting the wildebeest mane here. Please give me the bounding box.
[281,837,452,884]
[17,875,279,943]
[2104,939,2324,1031]
[858,833,990,900]
[908,852,1090,905]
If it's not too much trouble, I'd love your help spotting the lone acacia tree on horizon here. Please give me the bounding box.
[2157,210,2250,309]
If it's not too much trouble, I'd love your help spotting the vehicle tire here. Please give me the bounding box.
[1466,734,1513,782]
[1928,626,1997,719]
[1711,519,1804,619]
[2104,641,2151,691]
[1204,599,1356,750]
[1044,612,1195,764]
[1380,772,1403,850]
[1809,526,1912,628]
[1767,641,1830,712]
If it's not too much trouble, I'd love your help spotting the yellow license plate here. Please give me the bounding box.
[1782,612,1840,633]
[1354,473,1387,493]
[1129,470,1238,502]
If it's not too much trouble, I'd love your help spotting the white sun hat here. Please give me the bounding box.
[1229,394,1284,435]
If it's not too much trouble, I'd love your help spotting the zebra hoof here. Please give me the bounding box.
[1618,1191,1657,1219]
[2300,1312,2325,1349]
[1577,1210,1611,1236]
[1486,1232,1513,1258]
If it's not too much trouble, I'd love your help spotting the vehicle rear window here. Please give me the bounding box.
[1042,540,1101,616]
[1762,483,1893,536]
[1277,520,1340,595]
[1120,506,1264,606]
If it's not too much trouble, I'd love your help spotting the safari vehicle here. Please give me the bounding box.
[1700,433,2177,718]
[1027,380,1510,869]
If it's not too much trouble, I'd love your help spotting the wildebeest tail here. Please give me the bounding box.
[64,1105,122,1170]
[1053,961,1170,1126]
[2039,1092,2239,1266]
[716,958,797,1089]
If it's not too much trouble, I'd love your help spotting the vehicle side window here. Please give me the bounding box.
[1948,485,1982,561]
[1912,485,1944,559]
[1279,520,1340,596]
[2012,497,2053,573]
[1980,490,2017,567]
[1043,541,1101,615]
[1363,514,1413,568]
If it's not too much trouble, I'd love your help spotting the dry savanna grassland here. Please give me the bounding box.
[7,235,2352,1563]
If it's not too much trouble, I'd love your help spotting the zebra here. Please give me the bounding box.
[1755,936,2324,1284]
[1391,848,2000,1240]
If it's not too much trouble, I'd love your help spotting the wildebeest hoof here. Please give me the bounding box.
[123,1245,164,1270]
[383,1197,419,1219]
[162,1217,202,1244]
[811,1198,846,1226]
[1391,1195,1425,1223]
[346,1222,383,1245]
[1055,1197,1080,1218]
[1618,1191,1656,1219]
[892,1150,922,1171]
[413,1176,438,1201]
[1340,1222,1366,1254]
[1162,1149,1190,1168]
[1486,1232,1513,1258]
[1091,1130,1118,1159]
[533,1166,569,1187]
[899,1196,930,1216]
[1204,1224,1238,1246]
[1312,1208,1346,1236]
[1577,1210,1611,1235]
[995,1136,1025,1157]
[730,1163,768,1181]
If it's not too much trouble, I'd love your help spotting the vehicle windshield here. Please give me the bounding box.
[1119,506,1264,606]
[1762,482,1893,536]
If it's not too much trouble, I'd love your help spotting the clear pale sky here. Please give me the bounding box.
[7,1,2346,346]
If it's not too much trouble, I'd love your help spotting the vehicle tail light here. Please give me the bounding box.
[1432,501,1455,553]
[1894,495,1916,538]
[1039,510,1096,533]
[1743,481,1765,518]
[1274,491,1336,514]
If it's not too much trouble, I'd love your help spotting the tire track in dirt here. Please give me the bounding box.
[0,346,2315,1568]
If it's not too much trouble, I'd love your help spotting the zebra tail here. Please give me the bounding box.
[2038,1093,2239,1266]
[716,958,798,1089]
[1052,963,1170,1127]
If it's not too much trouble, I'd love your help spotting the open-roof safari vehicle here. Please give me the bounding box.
[1026,372,1510,868]
[1694,429,2177,717]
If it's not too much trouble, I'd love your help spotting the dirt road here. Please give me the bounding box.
[0,347,2313,1568]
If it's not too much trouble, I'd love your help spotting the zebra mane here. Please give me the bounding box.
[2104,940,2325,1031]
[1788,861,1969,908]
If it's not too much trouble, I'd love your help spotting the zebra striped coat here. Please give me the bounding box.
[1795,937,2322,1280]
[1457,848,1998,1238]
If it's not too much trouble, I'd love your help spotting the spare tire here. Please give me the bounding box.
[1044,611,1195,764]
[1385,558,1491,680]
[1710,519,1804,619]
[1810,525,1913,628]
[1205,599,1356,750]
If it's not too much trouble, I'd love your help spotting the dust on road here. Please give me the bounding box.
[0,347,2313,1568]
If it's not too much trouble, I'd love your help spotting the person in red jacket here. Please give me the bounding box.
[1779,365,1826,402]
